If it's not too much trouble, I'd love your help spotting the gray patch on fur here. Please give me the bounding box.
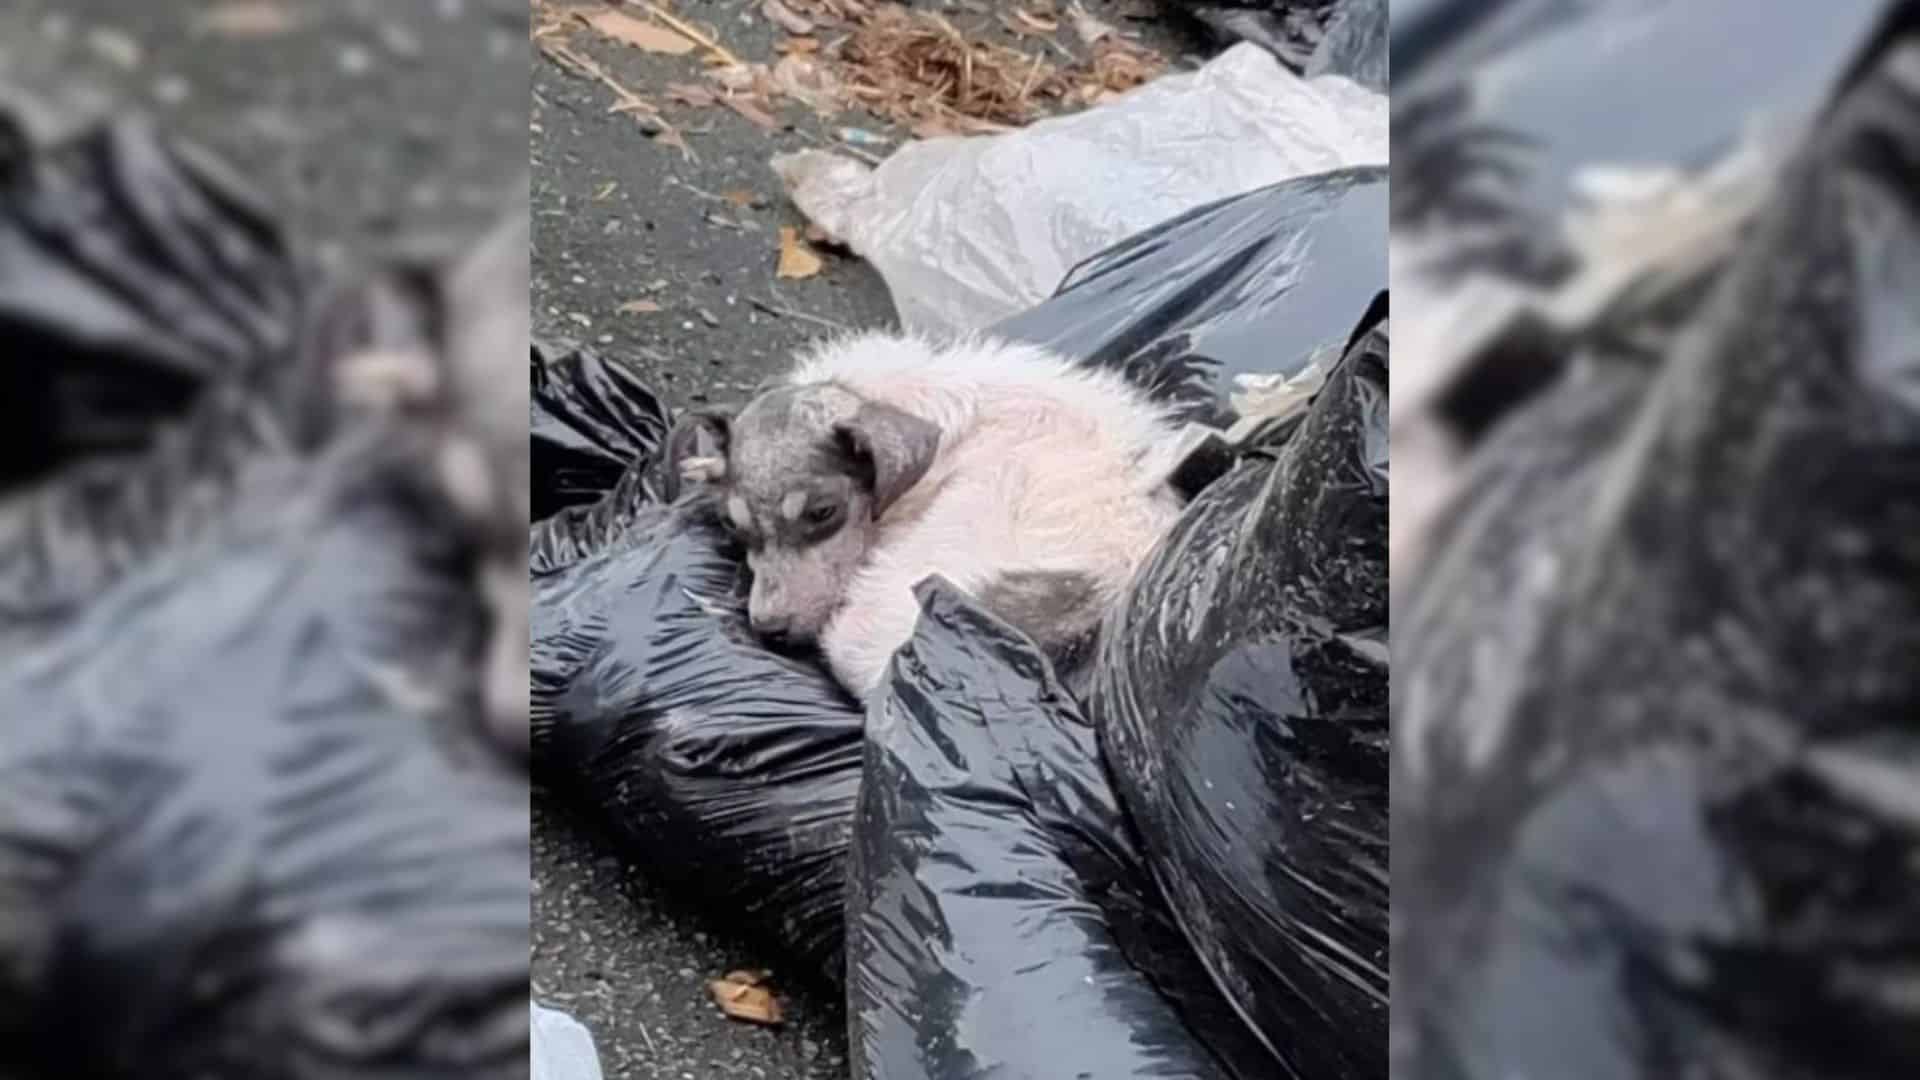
[976,569,1105,647]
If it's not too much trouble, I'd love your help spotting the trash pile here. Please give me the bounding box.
[1393,2,1920,1077]
[0,104,530,1078]
[773,38,1384,332]
[532,163,1388,1079]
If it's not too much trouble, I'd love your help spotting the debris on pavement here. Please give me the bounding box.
[583,8,697,55]
[776,225,825,278]
[192,1,302,38]
[708,970,787,1026]
[538,0,1169,143]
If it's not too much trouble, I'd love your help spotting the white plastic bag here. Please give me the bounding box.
[532,1003,604,1080]
[774,43,1387,334]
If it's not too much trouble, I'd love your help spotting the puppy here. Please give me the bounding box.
[665,331,1186,697]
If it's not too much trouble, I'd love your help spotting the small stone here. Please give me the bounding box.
[86,26,142,69]
[337,44,373,75]
[154,76,190,105]
[377,22,423,59]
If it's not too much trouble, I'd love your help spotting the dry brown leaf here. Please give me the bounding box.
[196,1,299,37]
[584,9,697,55]
[724,95,783,131]
[762,0,816,35]
[618,299,663,314]
[776,227,824,279]
[708,970,785,1025]
[775,35,822,54]
[722,189,758,207]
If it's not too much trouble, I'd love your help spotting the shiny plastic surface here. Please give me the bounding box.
[1394,18,1920,1080]
[1092,314,1389,1079]
[530,339,670,523]
[847,580,1234,1080]
[994,167,1386,423]
[531,496,865,974]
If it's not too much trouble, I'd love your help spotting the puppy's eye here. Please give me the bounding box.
[804,504,838,526]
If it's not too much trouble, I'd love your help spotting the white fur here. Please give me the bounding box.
[786,331,1186,695]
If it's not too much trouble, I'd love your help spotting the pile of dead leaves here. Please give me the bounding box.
[830,1,1167,136]
[538,0,1169,146]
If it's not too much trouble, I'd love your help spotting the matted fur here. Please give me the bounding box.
[767,331,1186,694]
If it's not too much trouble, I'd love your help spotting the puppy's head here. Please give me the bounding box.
[666,382,939,647]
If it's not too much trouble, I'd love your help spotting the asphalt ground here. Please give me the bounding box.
[530,1,1200,1075]
[0,0,526,268]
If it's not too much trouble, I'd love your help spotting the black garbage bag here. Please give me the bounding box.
[994,166,1386,429]
[0,441,530,1079]
[847,580,1235,1080]
[1393,16,1920,1080]
[1090,312,1389,1079]
[531,492,866,974]
[530,338,669,523]
[1305,0,1386,91]
[0,109,306,644]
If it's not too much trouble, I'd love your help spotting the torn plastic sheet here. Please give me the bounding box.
[1393,17,1920,1080]
[775,42,1385,335]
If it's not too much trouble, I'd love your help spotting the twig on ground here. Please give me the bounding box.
[638,1,744,66]
[750,295,850,330]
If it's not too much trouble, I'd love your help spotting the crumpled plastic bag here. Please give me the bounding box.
[1388,0,1891,584]
[531,490,866,974]
[994,167,1385,424]
[847,580,1236,1080]
[774,42,1385,334]
[1092,311,1388,1079]
[0,110,305,647]
[530,339,669,523]
[0,441,531,1079]
[532,1003,605,1080]
[1393,16,1920,1079]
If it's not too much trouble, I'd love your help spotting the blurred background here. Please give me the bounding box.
[1391,2,1920,1077]
[0,0,525,264]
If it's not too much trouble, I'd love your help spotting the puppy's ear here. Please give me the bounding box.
[663,409,732,502]
[835,402,940,517]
